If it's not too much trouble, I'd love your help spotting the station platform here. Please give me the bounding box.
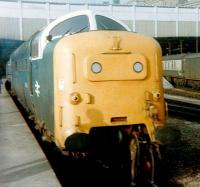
[165,93,200,105]
[0,82,61,187]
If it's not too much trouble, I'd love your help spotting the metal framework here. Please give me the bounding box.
[0,0,200,40]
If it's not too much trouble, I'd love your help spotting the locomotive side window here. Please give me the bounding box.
[96,15,127,31]
[49,15,89,38]
[30,32,41,58]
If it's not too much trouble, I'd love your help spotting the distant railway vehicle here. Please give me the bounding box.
[163,53,200,89]
[6,10,166,186]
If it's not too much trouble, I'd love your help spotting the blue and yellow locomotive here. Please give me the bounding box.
[7,10,166,185]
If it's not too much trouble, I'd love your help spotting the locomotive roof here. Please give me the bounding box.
[30,10,130,60]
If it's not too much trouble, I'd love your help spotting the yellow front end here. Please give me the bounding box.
[53,31,166,149]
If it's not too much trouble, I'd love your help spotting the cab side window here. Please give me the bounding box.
[49,15,89,38]
[30,32,41,58]
[96,15,127,31]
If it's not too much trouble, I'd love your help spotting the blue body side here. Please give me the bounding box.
[9,39,59,132]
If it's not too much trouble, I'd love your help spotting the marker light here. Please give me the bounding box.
[70,92,81,105]
[91,62,102,74]
[133,62,143,73]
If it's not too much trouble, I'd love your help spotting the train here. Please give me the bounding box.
[163,53,200,89]
[6,10,166,186]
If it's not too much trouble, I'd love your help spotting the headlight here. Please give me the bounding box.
[91,62,102,74]
[133,62,143,73]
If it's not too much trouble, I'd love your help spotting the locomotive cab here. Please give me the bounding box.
[47,11,166,147]
[51,11,165,186]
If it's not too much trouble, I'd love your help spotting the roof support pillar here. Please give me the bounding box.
[46,0,50,25]
[176,7,179,37]
[18,0,23,40]
[66,3,70,13]
[132,5,136,32]
[154,6,158,37]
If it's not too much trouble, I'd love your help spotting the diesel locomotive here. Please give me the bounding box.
[7,10,166,186]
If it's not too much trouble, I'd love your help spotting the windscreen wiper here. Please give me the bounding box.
[72,25,89,34]
[62,27,73,36]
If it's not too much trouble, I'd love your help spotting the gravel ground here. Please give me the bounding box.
[156,116,200,187]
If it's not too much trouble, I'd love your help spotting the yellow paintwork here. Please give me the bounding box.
[84,53,147,81]
[53,31,166,148]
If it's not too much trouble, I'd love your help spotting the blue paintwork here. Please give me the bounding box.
[30,40,59,132]
[9,37,60,132]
